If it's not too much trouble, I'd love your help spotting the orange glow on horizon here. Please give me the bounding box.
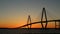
[0,15,59,28]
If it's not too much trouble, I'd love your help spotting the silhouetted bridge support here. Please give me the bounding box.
[27,15,32,29]
[55,20,60,29]
[19,8,60,29]
[59,21,60,28]
[41,8,48,29]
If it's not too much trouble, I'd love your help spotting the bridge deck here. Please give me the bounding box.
[19,19,60,28]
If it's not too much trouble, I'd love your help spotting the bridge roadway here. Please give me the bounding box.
[19,19,60,28]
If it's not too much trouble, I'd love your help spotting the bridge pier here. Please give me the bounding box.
[55,21,56,29]
[55,21,60,29]
[59,21,60,28]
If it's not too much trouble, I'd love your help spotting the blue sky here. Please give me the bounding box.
[0,0,60,28]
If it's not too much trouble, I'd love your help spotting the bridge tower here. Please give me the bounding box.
[41,8,48,28]
[27,15,32,28]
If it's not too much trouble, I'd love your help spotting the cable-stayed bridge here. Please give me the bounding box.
[19,8,60,29]
[0,8,60,34]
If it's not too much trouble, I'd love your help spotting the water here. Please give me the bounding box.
[0,28,60,34]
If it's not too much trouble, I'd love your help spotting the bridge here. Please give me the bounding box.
[20,19,60,28]
[0,8,60,34]
[19,8,60,29]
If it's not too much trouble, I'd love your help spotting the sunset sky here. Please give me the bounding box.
[0,0,60,28]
